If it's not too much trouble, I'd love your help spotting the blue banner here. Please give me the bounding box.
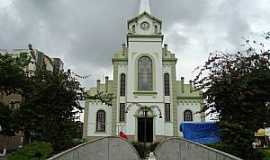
[180,122,220,144]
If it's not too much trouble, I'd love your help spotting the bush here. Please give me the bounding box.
[208,143,264,160]
[7,141,53,160]
[258,148,270,160]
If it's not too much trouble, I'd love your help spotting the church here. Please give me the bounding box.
[83,0,204,143]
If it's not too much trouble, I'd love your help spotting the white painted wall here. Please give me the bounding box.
[86,12,202,140]
[177,103,202,136]
[121,102,173,140]
[128,15,161,35]
[127,41,163,103]
[87,102,112,137]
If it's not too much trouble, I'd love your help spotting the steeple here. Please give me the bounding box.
[139,0,151,14]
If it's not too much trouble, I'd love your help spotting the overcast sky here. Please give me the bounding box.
[1,0,270,89]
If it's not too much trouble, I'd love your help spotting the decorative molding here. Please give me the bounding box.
[112,58,128,63]
[127,12,162,24]
[177,96,202,100]
[133,91,158,95]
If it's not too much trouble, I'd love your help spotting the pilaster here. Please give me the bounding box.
[111,62,119,135]
[83,101,89,138]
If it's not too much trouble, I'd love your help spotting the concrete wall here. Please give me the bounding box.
[47,137,140,160]
[154,138,243,160]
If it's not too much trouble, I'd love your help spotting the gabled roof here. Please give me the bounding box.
[128,12,162,25]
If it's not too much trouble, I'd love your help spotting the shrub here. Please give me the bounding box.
[7,141,53,160]
[259,148,270,160]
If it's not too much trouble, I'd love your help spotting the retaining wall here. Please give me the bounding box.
[47,137,140,160]
[154,138,243,160]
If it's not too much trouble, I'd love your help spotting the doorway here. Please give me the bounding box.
[137,117,153,142]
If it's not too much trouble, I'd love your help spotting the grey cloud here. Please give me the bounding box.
[1,0,270,87]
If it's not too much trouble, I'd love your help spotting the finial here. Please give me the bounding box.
[139,0,151,14]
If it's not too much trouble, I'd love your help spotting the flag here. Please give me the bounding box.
[119,131,128,140]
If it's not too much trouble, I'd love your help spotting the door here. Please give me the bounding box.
[137,117,153,142]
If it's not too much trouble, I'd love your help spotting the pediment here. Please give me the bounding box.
[128,12,161,25]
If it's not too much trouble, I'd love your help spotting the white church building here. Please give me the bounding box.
[83,0,204,143]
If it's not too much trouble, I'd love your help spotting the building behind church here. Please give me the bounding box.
[83,0,204,142]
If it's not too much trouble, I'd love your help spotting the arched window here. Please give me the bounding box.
[184,110,193,121]
[96,110,106,132]
[120,73,126,96]
[154,25,158,33]
[138,56,153,91]
[164,73,170,96]
[132,25,136,33]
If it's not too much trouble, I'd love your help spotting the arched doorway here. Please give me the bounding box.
[136,108,154,142]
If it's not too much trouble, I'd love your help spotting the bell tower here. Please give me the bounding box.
[126,0,164,102]
[127,0,162,38]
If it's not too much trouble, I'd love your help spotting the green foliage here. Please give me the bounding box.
[194,38,270,160]
[0,52,30,136]
[20,69,83,152]
[0,50,83,153]
[0,103,19,136]
[86,91,114,106]
[7,141,53,160]
[260,148,270,160]
[0,52,30,95]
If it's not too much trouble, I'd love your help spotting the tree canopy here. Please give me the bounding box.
[20,69,83,152]
[0,52,83,153]
[194,36,270,159]
[0,53,30,95]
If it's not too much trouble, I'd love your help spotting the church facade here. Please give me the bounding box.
[83,0,204,142]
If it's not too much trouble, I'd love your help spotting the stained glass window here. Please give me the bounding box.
[96,110,106,132]
[184,110,193,121]
[138,56,153,91]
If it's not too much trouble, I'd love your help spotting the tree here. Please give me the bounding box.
[85,91,114,106]
[0,103,19,136]
[194,36,270,159]
[0,52,30,137]
[0,53,30,95]
[19,69,83,152]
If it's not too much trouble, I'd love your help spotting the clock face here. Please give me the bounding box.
[141,22,150,30]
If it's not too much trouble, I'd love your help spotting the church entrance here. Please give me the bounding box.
[137,117,153,142]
